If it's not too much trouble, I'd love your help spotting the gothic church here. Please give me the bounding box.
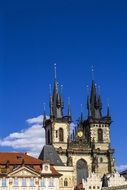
[39,70,115,189]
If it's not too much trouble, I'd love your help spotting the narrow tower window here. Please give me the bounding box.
[98,128,103,142]
[47,130,50,144]
[64,178,68,187]
[59,128,64,142]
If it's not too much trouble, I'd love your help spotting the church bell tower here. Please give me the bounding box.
[43,65,72,164]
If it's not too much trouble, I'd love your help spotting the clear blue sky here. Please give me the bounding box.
[0,0,127,168]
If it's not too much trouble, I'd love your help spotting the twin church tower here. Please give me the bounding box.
[39,66,115,184]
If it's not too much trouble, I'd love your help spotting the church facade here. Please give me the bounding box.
[39,74,116,189]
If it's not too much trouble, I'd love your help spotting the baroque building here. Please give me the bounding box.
[39,71,116,189]
[0,152,61,190]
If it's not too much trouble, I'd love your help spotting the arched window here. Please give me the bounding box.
[77,159,88,183]
[98,128,103,142]
[59,128,64,142]
[64,178,68,187]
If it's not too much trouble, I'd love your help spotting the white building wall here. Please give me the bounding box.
[0,177,59,190]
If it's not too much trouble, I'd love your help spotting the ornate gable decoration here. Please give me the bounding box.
[8,166,40,177]
[41,163,52,174]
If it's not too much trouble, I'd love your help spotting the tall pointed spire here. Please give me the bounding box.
[49,64,64,120]
[60,85,64,109]
[67,97,72,122]
[107,104,111,117]
[87,67,103,120]
[80,104,83,122]
[49,84,53,118]
[43,103,46,127]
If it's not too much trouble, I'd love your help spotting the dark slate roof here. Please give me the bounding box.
[39,145,64,166]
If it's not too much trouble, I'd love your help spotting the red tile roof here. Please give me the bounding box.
[0,152,61,177]
[0,152,42,165]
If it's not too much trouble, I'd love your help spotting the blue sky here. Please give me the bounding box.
[0,0,127,170]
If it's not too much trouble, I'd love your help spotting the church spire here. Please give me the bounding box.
[67,97,72,123]
[43,103,46,127]
[80,104,83,122]
[87,80,103,119]
[107,104,111,117]
[49,64,64,120]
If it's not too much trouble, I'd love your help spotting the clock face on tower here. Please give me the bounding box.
[77,131,83,138]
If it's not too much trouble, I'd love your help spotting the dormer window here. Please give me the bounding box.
[44,165,48,171]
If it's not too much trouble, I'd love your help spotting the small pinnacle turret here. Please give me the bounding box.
[67,97,72,123]
[107,104,111,118]
[43,103,46,127]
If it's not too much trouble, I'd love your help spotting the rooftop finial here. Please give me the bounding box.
[43,102,46,127]
[68,97,70,105]
[91,65,95,80]
[107,98,111,117]
[54,63,57,79]
[81,103,83,113]
[49,84,52,96]
[86,85,89,95]
[80,103,83,121]
[98,85,101,95]
[107,98,110,107]
[67,97,72,122]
